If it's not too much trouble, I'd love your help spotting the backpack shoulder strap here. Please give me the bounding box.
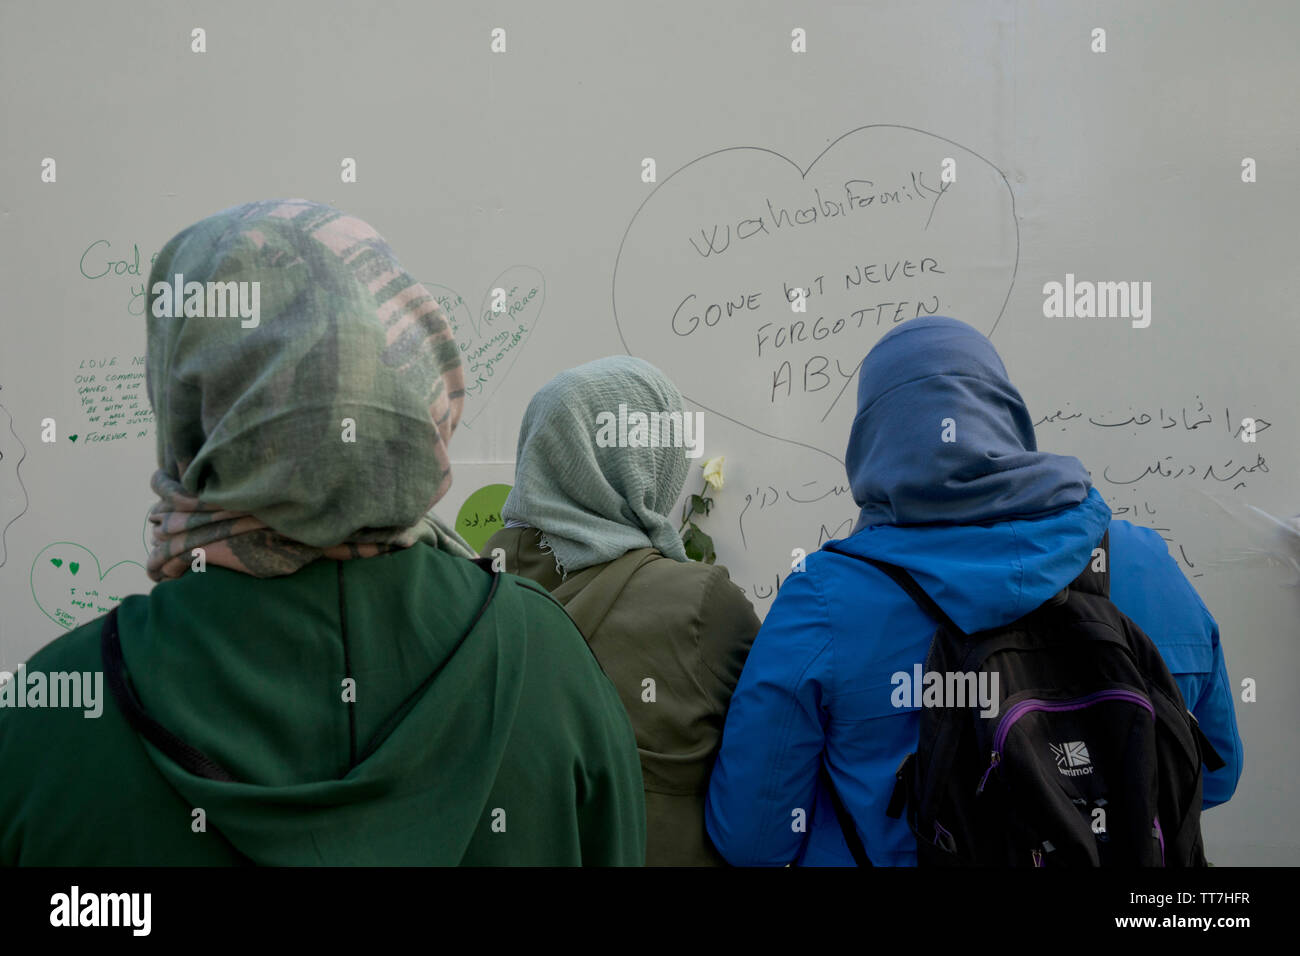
[101,606,238,782]
[1066,530,1110,598]
[823,543,965,636]
[1190,710,1227,771]
[820,764,873,866]
[549,547,660,638]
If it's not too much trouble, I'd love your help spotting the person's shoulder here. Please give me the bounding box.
[1108,520,1201,597]
[631,551,753,614]
[493,569,634,734]
[493,568,601,657]
[1108,518,1175,561]
[505,570,570,613]
[1107,518,1215,638]
[0,600,142,771]
[5,608,109,679]
[480,525,527,561]
[0,615,105,766]
[773,540,863,605]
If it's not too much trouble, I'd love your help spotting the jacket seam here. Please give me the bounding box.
[514,580,613,676]
[336,561,357,770]
[1007,523,1027,618]
[696,566,736,693]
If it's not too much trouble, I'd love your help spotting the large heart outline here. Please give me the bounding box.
[30,541,147,631]
[612,125,1020,463]
[423,266,546,427]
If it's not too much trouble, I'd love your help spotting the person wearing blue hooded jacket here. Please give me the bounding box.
[705,316,1243,867]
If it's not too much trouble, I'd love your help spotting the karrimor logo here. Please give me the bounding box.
[594,404,704,458]
[1051,740,1094,776]
[151,273,260,328]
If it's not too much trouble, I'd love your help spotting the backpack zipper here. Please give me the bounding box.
[934,820,956,851]
[975,689,1156,796]
[976,751,1000,794]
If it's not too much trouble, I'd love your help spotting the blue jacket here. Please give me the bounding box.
[704,492,1243,866]
[705,318,1243,866]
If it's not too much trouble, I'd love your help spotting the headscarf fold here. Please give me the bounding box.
[501,356,691,576]
[145,199,472,580]
[847,316,1092,532]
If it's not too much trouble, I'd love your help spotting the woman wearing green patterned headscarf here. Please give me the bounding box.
[0,201,645,867]
[485,356,760,866]
[144,199,472,577]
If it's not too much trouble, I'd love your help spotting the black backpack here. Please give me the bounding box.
[820,532,1224,867]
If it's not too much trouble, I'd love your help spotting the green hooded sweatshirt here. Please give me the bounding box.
[0,544,645,865]
[0,201,644,865]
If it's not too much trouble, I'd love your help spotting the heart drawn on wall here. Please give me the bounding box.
[422,266,546,427]
[30,542,148,632]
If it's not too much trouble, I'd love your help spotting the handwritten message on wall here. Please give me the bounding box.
[613,125,1018,457]
[71,355,153,446]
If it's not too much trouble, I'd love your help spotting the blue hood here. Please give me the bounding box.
[832,487,1112,633]
[840,317,1107,632]
[847,317,1092,531]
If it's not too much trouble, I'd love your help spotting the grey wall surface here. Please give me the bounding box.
[1,0,1297,863]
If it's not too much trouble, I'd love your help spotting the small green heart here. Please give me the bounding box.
[69,434,78,442]
[68,562,79,575]
[50,558,63,568]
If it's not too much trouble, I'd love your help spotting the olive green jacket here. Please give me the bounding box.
[483,527,759,866]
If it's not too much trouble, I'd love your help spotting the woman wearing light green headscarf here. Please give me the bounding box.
[484,356,760,866]
[0,200,644,866]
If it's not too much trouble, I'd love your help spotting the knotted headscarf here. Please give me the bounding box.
[501,356,691,576]
[145,199,471,580]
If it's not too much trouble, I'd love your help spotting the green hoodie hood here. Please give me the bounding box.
[0,200,645,867]
[108,543,635,865]
[1,539,644,866]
